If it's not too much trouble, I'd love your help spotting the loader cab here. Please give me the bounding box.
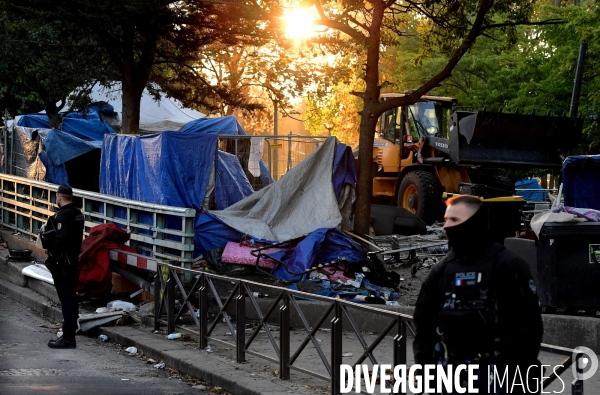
[378,95,454,138]
[377,94,455,159]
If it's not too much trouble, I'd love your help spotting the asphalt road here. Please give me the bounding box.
[0,294,217,395]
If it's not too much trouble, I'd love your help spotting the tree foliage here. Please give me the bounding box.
[0,2,110,127]
[298,0,555,233]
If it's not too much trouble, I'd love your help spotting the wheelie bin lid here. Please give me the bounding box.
[443,192,524,202]
[562,155,600,210]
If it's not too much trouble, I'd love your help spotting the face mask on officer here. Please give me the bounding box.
[444,203,491,254]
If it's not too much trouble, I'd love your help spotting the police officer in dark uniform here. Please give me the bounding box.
[41,184,85,349]
[413,195,543,394]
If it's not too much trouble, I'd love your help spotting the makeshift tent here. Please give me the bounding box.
[1,126,102,190]
[99,131,253,211]
[17,106,115,141]
[516,179,547,203]
[66,83,206,133]
[195,137,361,280]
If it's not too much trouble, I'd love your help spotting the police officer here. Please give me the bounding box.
[42,184,84,349]
[413,195,543,393]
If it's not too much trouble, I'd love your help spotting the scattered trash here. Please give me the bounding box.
[166,333,182,340]
[342,352,353,357]
[205,346,213,353]
[78,312,124,332]
[96,307,108,313]
[121,378,129,381]
[57,331,63,338]
[387,301,399,306]
[147,358,157,364]
[98,334,109,342]
[321,328,331,332]
[192,385,207,390]
[125,347,138,354]
[154,362,165,369]
[107,300,136,312]
[222,315,231,323]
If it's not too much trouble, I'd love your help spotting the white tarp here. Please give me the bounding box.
[67,83,205,133]
[210,137,343,241]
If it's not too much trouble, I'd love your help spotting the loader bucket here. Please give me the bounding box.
[449,111,583,168]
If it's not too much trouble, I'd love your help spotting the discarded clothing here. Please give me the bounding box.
[77,224,135,294]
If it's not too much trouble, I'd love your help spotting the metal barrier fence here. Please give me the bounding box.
[218,133,327,182]
[0,174,196,267]
[154,262,579,395]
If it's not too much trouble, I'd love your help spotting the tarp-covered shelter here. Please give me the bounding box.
[195,137,362,280]
[99,131,254,212]
[17,106,116,141]
[516,179,547,203]
[1,125,104,191]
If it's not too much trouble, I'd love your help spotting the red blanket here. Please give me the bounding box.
[77,223,136,294]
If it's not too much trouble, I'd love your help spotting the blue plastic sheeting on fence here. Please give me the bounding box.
[216,151,254,210]
[100,132,218,209]
[332,144,357,199]
[515,179,546,202]
[194,213,243,257]
[44,129,103,165]
[562,155,600,210]
[178,115,246,135]
[39,151,69,185]
[17,107,115,141]
[270,228,366,282]
[179,115,273,187]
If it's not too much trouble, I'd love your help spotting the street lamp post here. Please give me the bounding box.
[323,122,334,136]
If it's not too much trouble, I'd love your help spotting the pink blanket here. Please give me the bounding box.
[221,242,281,269]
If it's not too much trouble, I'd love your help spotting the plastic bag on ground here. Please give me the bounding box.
[107,300,136,311]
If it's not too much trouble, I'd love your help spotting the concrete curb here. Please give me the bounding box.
[97,326,315,395]
[1,229,599,353]
[0,276,315,395]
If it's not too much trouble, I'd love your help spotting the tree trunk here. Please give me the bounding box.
[45,100,61,130]
[121,77,143,134]
[353,6,385,235]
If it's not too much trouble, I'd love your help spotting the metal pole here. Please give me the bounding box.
[236,280,246,363]
[153,272,160,331]
[279,293,290,380]
[331,302,343,395]
[287,131,292,172]
[570,41,587,118]
[167,268,175,335]
[273,101,279,180]
[199,274,208,349]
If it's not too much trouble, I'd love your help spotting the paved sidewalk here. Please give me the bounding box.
[2,275,598,395]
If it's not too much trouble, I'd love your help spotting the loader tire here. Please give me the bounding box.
[397,171,441,225]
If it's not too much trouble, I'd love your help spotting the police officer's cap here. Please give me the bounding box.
[57,184,73,196]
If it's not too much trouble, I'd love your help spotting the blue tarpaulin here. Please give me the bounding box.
[515,179,546,202]
[194,138,361,279]
[216,151,255,210]
[100,132,219,209]
[562,155,600,210]
[179,115,246,135]
[270,228,366,282]
[17,107,115,141]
